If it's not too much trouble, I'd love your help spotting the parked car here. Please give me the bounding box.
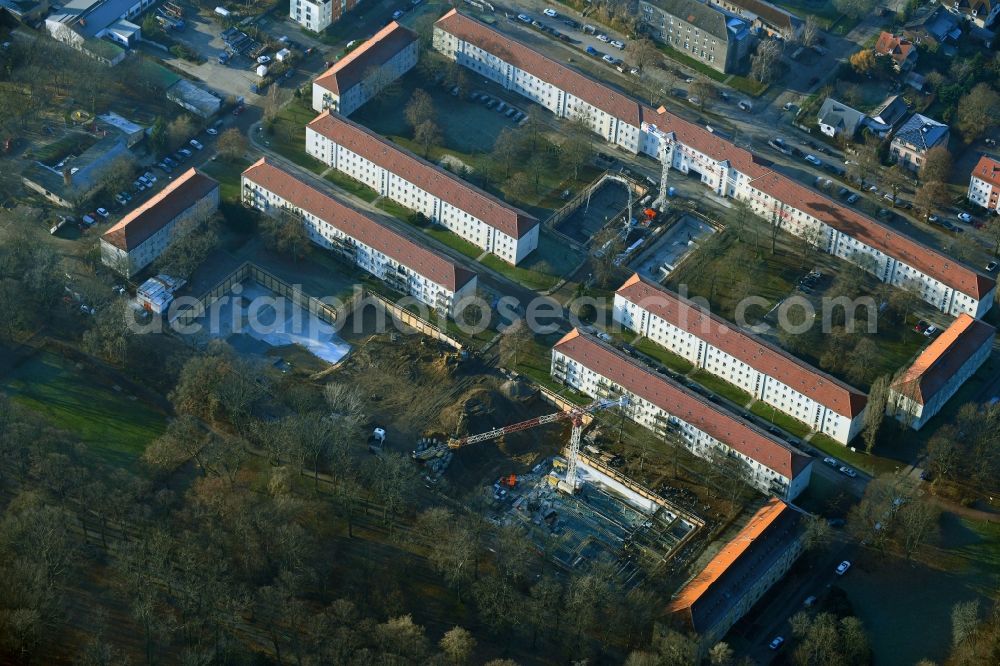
[958,212,973,223]
[804,154,822,166]
[392,9,404,19]
[987,260,999,272]
[585,46,600,56]
[596,33,610,42]
[823,456,838,467]
[610,40,625,49]
[133,180,145,192]
[163,156,177,167]
[924,324,940,337]
[836,560,852,575]
[737,100,752,111]
[769,636,784,650]
[190,139,203,150]
[257,55,271,65]
[804,595,818,608]
[914,320,929,333]
[143,171,156,184]
[82,214,96,226]
[846,193,859,204]
[96,207,109,219]
[114,193,127,205]
[543,8,557,17]
[206,127,218,135]
[178,148,192,158]
[839,466,857,478]
[517,13,531,23]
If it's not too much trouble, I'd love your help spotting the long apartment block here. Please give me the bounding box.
[551,329,813,500]
[306,111,539,265]
[614,274,867,445]
[432,9,996,318]
[241,158,477,315]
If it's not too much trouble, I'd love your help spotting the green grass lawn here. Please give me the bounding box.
[655,43,728,83]
[324,170,379,202]
[480,230,585,292]
[425,226,484,260]
[632,336,695,374]
[376,198,413,221]
[2,352,166,468]
[749,401,813,439]
[513,334,591,405]
[201,157,252,203]
[691,369,754,407]
[808,432,899,475]
[266,98,325,174]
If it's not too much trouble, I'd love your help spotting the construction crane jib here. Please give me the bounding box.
[643,122,674,212]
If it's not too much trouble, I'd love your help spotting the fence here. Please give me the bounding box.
[543,171,650,247]
[363,291,463,351]
[173,262,343,328]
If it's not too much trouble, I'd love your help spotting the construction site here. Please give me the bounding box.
[328,314,715,585]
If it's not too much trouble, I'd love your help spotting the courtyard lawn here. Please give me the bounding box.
[481,230,586,292]
[201,157,251,203]
[324,170,379,202]
[425,226,484,260]
[513,334,591,405]
[808,432,899,476]
[1,351,165,468]
[691,370,755,408]
[749,401,812,439]
[267,98,326,174]
[632,336,695,374]
[376,198,413,221]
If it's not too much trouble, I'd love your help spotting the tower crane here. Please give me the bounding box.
[643,121,675,212]
[412,395,629,493]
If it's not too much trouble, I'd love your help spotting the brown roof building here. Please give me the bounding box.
[890,314,996,429]
[306,110,538,264]
[615,274,866,443]
[100,168,220,278]
[968,155,1000,212]
[241,158,476,307]
[311,22,418,116]
[668,498,803,647]
[552,329,813,499]
[710,0,804,40]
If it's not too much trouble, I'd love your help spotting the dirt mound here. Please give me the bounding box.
[501,379,538,403]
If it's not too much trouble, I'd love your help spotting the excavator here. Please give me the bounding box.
[412,396,629,494]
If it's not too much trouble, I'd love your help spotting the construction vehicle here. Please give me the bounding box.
[412,396,628,493]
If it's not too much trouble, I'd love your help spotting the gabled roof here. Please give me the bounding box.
[616,274,867,418]
[818,97,866,136]
[723,0,802,32]
[241,158,475,292]
[745,171,995,300]
[668,498,801,632]
[875,31,916,63]
[643,0,737,41]
[869,95,909,128]
[970,154,1000,189]
[314,21,417,96]
[307,110,537,239]
[434,9,644,125]
[553,329,811,479]
[892,113,949,152]
[892,314,996,404]
[102,168,218,251]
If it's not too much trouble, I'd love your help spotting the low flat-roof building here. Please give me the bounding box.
[166,79,222,118]
[312,21,418,116]
[45,0,148,53]
[241,158,477,316]
[889,314,995,429]
[306,110,539,265]
[614,274,867,444]
[668,498,803,648]
[21,132,129,208]
[551,329,813,500]
[101,168,220,278]
[968,154,1000,213]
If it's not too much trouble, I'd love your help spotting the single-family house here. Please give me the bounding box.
[874,32,918,71]
[891,113,949,173]
[817,98,865,139]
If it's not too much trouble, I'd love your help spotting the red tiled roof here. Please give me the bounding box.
[553,329,810,479]
[242,158,476,292]
[617,274,867,417]
[971,155,1000,189]
[874,32,915,64]
[668,498,792,617]
[746,171,995,299]
[434,10,993,302]
[435,9,644,126]
[102,168,218,251]
[308,111,537,239]
[314,22,417,96]
[893,314,995,404]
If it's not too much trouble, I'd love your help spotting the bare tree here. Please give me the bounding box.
[439,626,476,665]
[405,88,435,130]
[499,317,533,368]
[751,39,782,84]
[217,128,248,162]
[800,16,820,48]
[957,83,1000,142]
[862,374,890,454]
[414,120,442,158]
[689,80,718,110]
[630,38,662,73]
[921,145,953,185]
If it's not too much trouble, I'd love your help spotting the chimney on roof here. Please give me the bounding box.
[62,167,72,187]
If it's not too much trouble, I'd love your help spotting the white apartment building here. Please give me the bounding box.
[306,111,539,265]
[241,158,477,315]
[312,21,418,116]
[614,274,867,444]
[889,314,996,430]
[432,9,996,318]
[968,154,1000,213]
[551,329,813,500]
[101,168,220,279]
[290,0,349,33]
